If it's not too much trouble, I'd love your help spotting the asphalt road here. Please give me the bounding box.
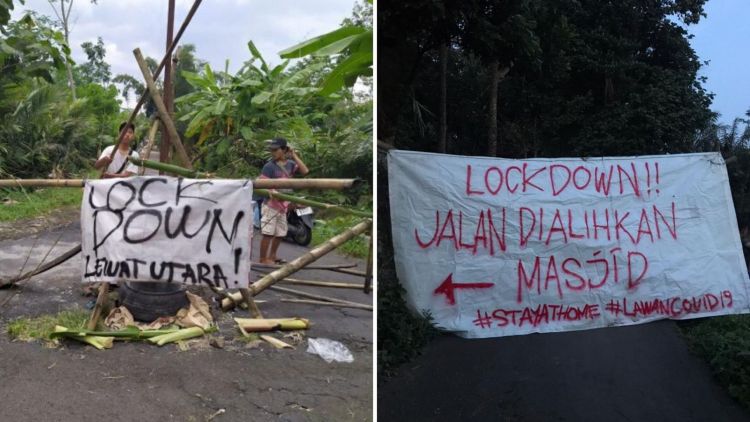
[0,214,372,421]
[378,320,750,421]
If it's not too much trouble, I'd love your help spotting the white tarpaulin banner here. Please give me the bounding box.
[81,177,252,288]
[388,150,750,337]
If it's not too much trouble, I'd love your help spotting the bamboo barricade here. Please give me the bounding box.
[138,119,161,176]
[131,158,371,217]
[133,48,192,169]
[0,177,358,190]
[92,0,202,326]
[101,0,202,175]
[221,219,372,311]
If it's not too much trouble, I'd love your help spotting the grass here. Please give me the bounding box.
[0,187,83,222]
[311,214,371,258]
[679,315,750,409]
[7,308,89,345]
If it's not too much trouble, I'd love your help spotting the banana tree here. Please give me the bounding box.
[278,0,372,95]
[176,41,335,174]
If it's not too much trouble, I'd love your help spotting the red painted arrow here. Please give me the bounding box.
[433,273,494,305]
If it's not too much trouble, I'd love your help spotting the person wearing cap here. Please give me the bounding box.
[258,137,309,264]
[94,122,140,178]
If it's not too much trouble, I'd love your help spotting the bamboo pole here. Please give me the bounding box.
[249,219,372,296]
[133,158,358,189]
[259,190,371,217]
[269,285,368,308]
[133,48,192,169]
[0,177,358,190]
[328,267,368,277]
[277,277,363,290]
[252,262,357,270]
[86,283,109,330]
[101,0,202,175]
[240,287,263,319]
[138,119,161,176]
[131,158,370,216]
[221,219,372,310]
[0,244,81,288]
[0,179,88,188]
[119,158,359,190]
[281,299,372,311]
[129,158,209,177]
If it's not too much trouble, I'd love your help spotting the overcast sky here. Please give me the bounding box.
[12,0,357,81]
[11,1,747,125]
[688,0,750,124]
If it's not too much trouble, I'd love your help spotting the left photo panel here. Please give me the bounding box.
[0,0,373,420]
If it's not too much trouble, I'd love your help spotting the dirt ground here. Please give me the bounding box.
[0,212,373,421]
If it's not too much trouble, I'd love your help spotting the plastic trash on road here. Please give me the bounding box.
[306,338,354,363]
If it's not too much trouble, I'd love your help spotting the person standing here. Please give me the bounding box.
[94,122,140,178]
[258,137,309,264]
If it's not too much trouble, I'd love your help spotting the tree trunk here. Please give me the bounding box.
[64,58,76,100]
[487,59,500,157]
[160,0,176,171]
[56,1,76,99]
[438,42,448,153]
[487,62,512,157]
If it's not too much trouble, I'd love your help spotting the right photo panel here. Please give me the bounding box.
[377,1,750,420]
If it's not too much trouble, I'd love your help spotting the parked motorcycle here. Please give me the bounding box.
[253,200,314,246]
[285,205,314,246]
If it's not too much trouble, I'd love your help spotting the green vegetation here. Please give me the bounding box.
[311,215,370,258]
[377,246,437,376]
[378,0,750,375]
[0,0,372,232]
[7,307,89,344]
[679,316,750,409]
[0,187,82,221]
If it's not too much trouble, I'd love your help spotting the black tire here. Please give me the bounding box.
[118,282,189,322]
[293,226,313,246]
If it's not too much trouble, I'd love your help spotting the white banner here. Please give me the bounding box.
[81,177,252,288]
[388,150,750,337]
